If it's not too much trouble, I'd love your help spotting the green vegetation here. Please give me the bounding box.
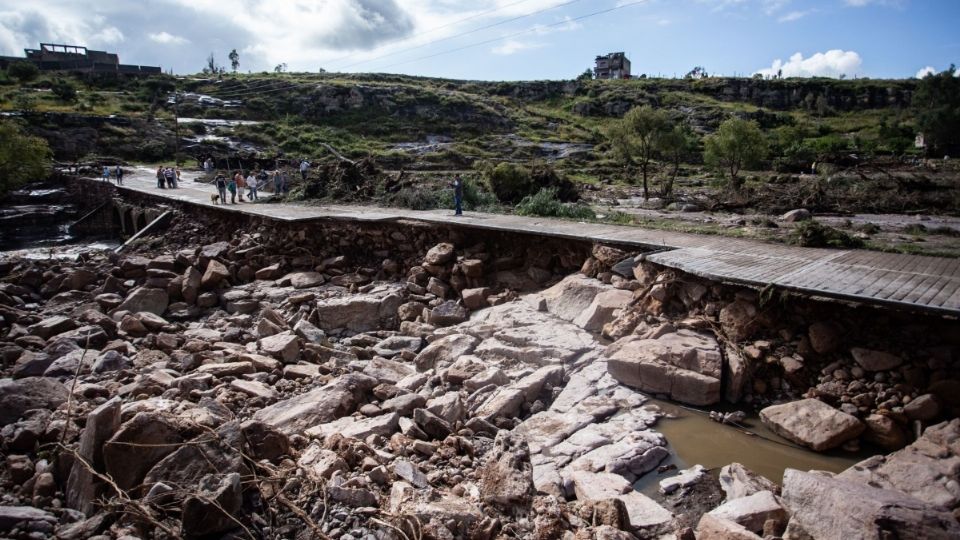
[788,220,864,249]
[913,65,960,156]
[704,118,767,190]
[0,120,52,196]
[515,188,596,219]
[607,105,672,200]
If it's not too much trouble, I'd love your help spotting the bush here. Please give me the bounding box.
[0,120,52,196]
[516,188,595,220]
[484,162,532,204]
[789,220,864,249]
[51,79,77,102]
[8,61,39,83]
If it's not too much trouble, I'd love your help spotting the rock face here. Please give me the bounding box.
[253,373,376,435]
[759,398,864,451]
[780,468,960,539]
[606,329,722,406]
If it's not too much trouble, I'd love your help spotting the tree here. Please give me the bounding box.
[274,63,288,73]
[51,79,77,102]
[608,106,672,200]
[577,68,594,81]
[913,64,960,156]
[0,120,52,196]
[685,66,708,80]
[657,124,697,198]
[8,61,39,82]
[203,52,217,74]
[704,117,767,190]
[229,49,240,72]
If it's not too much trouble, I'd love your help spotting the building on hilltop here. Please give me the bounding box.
[0,43,161,75]
[594,52,631,80]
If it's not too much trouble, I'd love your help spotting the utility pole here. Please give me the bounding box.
[173,91,181,167]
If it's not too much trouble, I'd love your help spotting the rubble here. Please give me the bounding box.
[0,217,957,539]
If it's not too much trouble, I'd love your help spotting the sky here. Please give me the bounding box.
[0,0,957,81]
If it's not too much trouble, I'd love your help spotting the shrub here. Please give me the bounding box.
[789,220,864,249]
[515,188,595,220]
[8,61,39,83]
[484,162,532,203]
[51,79,77,102]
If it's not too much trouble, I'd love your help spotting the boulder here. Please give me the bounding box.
[606,329,722,406]
[116,287,168,317]
[67,397,121,515]
[718,463,778,501]
[538,274,610,322]
[780,468,960,539]
[258,332,300,363]
[293,319,326,345]
[253,373,377,435]
[696,514,762,540]
[863,414,908,451]
[781,209,811,222]
[288,271,325,289]
[28,316,77,340]
[572,289,634,333]
[808,321,842,354]
[719,300,759,342]
[903,394,940,421]
[707,490,786,534]
[424,243,455,265]
[851,348,903,371]
[363,357,414,385]
[0,377,69,426]
[181,266,201,304]
[759,399,864,451]
[181,473,242,537]
[426,301,469,326]
[306,413,400,441]
[0,506,57,531]
[103,412,184,491]
[839,419,960,511]
[201,260,230,289]
[414,333,480,372]
[571,470,673,533]
[479,432,534,507]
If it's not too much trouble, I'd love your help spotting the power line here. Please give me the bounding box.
[323,0,536,69]
[378,0,650,71]
[335,0,587,71]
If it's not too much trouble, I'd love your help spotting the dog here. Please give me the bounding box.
[210,193,220,205]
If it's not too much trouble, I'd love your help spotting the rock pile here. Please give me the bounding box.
[0,216,957,539]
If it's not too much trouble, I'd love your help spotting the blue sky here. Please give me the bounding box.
[0,0,957,80]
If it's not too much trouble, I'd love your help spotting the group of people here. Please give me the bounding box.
[101,165,124,185]
[155,166,181,189]
[211,168,291,205]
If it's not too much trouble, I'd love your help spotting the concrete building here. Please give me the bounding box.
[594,52,631,80]
[0,43,160,75]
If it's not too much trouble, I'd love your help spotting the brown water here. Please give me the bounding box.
[635,399,870,494]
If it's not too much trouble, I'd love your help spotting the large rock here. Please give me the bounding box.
[696,514,762,540]
[424,243,455,265]
[287,272,325,289]
[573,289,634,333]
[116,287,168,317]
[808,321,842,354]
[719,300,759,342]
[66,397,121,516]
[707,490,786,534]
[718,463,778,501]
[181,473,242,537]
[479,432,535,507]
[759,399,864,451]
[201,260,230,289]
[839,419,960,511]
[314,292,398,333]
[258,332,300,363]
[0,506,57,531]
[103,412,184,491]
[28,316,77,340]
[538,274,611,322]
[253,373,376,435]
[780,468,960,539]
[606,329,722,406]
[0,377,69,426]
[426,301,469,327]
[851,347,903,372]
[570,470,673,533]
[414,334,480,372]
[181,266,202,304]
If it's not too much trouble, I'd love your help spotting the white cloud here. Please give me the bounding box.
[778,10,810,22]
[492,39,543,55]
[755,49,863,78]
[149,31,189,45]
[91,26,124,45]
[915,66,935,78]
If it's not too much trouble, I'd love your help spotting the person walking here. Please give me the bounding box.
[226,173,238,204]
[234,170,246,202]
[175,167,182,187]
[156,166,165,189]
[450,174,464,216]
[115,165,123,185]
[164,167,176,189]
[214,172,227,204]
[102,165,110,182]
[299,159,310,180]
